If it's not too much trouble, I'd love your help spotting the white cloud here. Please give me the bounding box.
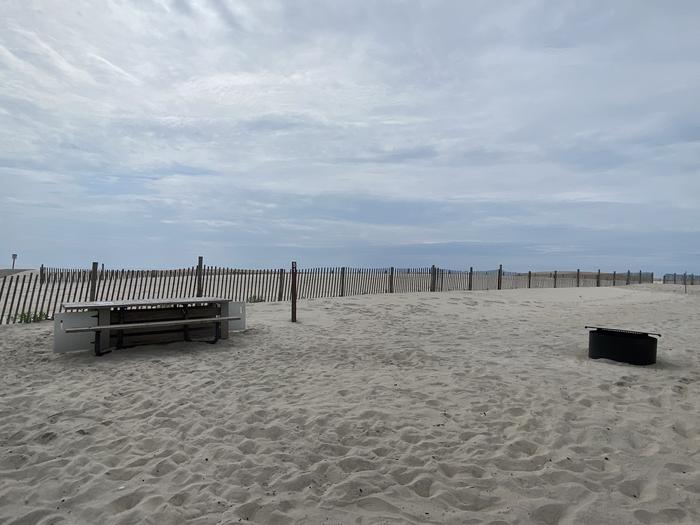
[1,1,699,269]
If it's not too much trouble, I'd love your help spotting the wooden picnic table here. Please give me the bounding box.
[55,297,245,356]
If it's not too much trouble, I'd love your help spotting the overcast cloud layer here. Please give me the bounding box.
[1,1,699,271]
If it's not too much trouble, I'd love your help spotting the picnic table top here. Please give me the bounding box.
[62,297,233,310]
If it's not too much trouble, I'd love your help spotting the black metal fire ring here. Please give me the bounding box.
[585,326,660,366]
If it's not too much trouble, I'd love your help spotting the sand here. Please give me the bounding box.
[0,284,698,524]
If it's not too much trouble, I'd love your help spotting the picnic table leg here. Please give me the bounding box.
[183,306,190,341]
[117,308,125,348]
[98,309,110,353]
[94,329,102,356]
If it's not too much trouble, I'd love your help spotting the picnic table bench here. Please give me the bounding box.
[54,297,246,356]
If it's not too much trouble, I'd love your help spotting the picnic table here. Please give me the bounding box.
[54,297,245,356]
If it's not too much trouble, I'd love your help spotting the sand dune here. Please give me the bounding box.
[0,284,698,524]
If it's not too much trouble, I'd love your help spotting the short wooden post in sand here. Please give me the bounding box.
[196,256,203,297]
[626,270,631,285]
[291,261,297,322]
[553,270,558,289]
[468,266,473,291]
[576,269,580,287]
[389,267,394,293]
[497,264,502,290]
[613,271,616,286]
[89,262,98,301]
[597,269,601,287]
[527,270,532,289]
[340,267,346,297]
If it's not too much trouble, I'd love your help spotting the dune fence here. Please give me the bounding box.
[662,273,698,285]
[0,261,654,324]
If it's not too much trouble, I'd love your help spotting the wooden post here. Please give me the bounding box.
[40,264,45,285]
[291,261,297,322]
[497,264,502,290]
[196,256,203,297]
[527,270,532,289]
[277,269,285,301]
[596,269,601,287]
[89,262,98,301]
[626,270,630,285]
[389,267,394,293]
[651,272,654,284]
[430,265,436,292]
[340,267,346,296]
[468,266,473,291]
[639,270,642,284]
[553,270,557,289]
[674,273,677,284]
[576,269,580,287]
[101,263,105,280]
[613,271,616,286]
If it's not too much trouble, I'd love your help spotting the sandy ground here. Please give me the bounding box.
[0,284,698,525]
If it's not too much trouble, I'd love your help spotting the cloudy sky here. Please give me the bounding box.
[1,1,699,272]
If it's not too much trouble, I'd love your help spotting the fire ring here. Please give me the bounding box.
[585,326,660,366]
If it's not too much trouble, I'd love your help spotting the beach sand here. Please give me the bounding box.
[1,284,698,524]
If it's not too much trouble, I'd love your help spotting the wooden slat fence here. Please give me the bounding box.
[662,273,697,285]
[0,265,655,324]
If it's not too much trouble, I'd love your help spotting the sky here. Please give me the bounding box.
[1,1,699,273]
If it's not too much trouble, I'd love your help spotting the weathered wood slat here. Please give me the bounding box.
[26,273,40,320]
[1,276,14,324]
[0,276,7,323]
[12,275,27,323]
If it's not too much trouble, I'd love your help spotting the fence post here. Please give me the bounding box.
[468,266,473,291]
[674,273,677,284]
[613,271,616,286]
[277,269,285,301]
[596,269,601,287]
[389,266,394,293]
[430,265,436,292]
[497,264,502,290]
[528,270,532,289]
[195,256,203,297]
[291,261,297,322]
[576,269,580,287]
[40,264,45,285]
[89,261,98,301]
[553,270,557,289]
[651,272,654,284]
[639,270,642,284]
[101,263,105,281]
[340,267,346,296]
[626,270,630,285]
